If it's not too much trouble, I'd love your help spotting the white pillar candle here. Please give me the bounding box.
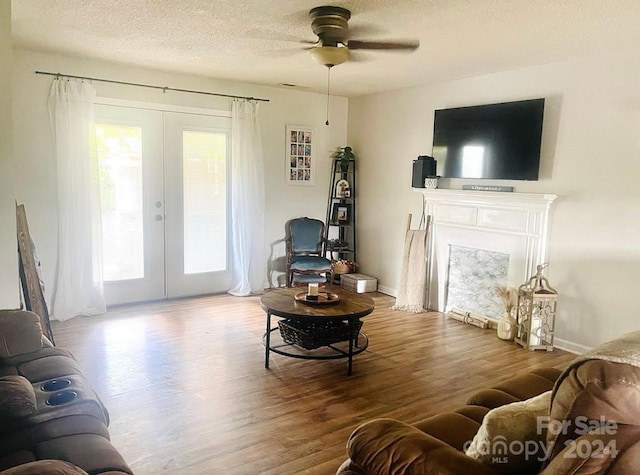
[530,316,542,346]
[308,283,319,296]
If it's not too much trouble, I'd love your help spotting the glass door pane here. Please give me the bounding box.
[182,131,227,274]
[94,105,165,305]
[96,124,144,281]
[164,112,232,298]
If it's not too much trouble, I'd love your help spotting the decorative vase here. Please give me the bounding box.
[424,177,439,189]
[497,310,517,341]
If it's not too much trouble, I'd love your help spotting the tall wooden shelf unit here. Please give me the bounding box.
[325,158,356,282]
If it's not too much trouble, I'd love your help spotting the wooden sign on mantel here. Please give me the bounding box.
[16,203,55,344]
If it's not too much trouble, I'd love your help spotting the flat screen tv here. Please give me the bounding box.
[432,98,545,180]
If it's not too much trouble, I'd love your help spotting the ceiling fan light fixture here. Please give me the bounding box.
[310,46,350,67]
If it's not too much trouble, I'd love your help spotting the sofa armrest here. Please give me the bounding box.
[0,310,44,358]
[346,418,497,475]
[336,459,366,475]
[539,431,628,475]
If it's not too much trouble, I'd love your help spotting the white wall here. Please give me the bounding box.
[0,1,17,307]
[348,53,640,350]
[12,49,347,297]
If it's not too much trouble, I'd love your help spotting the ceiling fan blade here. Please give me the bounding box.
[345,24,385,39]
[347,39,420,51]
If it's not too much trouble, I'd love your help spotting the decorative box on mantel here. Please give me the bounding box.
[413,188,558,315]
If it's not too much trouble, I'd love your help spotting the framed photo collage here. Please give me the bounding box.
[286,125,315,185]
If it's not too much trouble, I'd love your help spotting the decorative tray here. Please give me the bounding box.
[294,291,341,305]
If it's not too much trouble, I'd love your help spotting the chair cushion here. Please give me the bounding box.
[0,376,37,419]
[465,390,551,472]
[289,256,331,271]
[291,274,327,284]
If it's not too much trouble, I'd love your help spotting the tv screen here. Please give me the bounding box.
[432,98,545,180]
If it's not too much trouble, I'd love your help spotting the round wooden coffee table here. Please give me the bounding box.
[260,287,374,375]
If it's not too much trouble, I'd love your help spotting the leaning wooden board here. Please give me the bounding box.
[16,203,54,343]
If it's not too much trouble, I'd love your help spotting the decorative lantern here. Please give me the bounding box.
[515,264,558,351]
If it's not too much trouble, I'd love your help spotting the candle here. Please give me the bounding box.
[308,283,319,296]
[530,316,542,346]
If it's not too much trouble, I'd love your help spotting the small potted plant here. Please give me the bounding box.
[331,146,355,172]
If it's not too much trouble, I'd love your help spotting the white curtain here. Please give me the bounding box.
[48,79,106,320]
[228,99,266,296]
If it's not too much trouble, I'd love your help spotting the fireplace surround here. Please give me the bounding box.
[414,188,558,319]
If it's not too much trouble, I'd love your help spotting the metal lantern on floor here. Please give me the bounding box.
[515,264,558,351]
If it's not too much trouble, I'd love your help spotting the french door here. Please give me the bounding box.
[95,104,231,305]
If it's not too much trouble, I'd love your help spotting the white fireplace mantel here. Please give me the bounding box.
[414,188,557,211]
[413,188,558,314]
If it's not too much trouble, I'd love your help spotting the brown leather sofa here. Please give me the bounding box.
[0,310,132,475]
[338,331,640,475]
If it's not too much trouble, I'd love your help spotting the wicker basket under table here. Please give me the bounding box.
[278,319,363,350]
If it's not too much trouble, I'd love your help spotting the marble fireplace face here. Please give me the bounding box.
[446,245,509,319]
[416,189,557,319]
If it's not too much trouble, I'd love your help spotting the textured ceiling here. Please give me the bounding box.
[11,0,640,97]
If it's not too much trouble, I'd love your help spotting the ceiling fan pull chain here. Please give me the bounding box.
[325,66,332,126]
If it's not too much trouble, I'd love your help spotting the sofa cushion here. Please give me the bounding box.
[347,418,496,475]
[413,412,484,451]
[455,405,492,425]
[467,370,558,410]
[0,460,88,475]
[0,311,43,358]
[16,354,83,385]
[465,390,551,472]
[0,376,37,419]
[35,434,132,475]
[467,389,520,409]
[529,367,563,382]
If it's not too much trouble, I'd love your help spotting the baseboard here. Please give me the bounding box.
[554,337,591,355]
[377,285,396,297]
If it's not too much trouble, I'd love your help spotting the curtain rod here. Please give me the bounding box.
[35,70,270,103]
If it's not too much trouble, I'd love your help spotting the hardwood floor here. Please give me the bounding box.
[51,292,575,475]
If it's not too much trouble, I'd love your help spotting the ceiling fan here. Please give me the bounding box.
[302,6,419,125]
[307,6,420,67]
